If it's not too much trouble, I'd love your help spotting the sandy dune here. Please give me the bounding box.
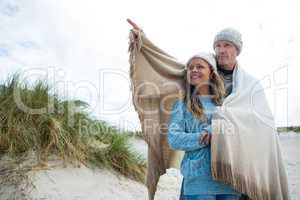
[0,132,298,200]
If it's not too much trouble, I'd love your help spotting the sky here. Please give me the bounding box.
[0,0,299,130]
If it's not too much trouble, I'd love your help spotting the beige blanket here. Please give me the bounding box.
[128,29,290,200]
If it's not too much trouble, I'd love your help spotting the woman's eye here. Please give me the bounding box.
[188,65,203,70]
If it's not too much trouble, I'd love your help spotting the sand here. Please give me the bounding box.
[0,132,298,200]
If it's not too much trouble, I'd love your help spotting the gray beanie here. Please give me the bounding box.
[186,52,217,71]
[213,28,243,55]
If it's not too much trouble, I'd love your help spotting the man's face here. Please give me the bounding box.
[214,40,238,70]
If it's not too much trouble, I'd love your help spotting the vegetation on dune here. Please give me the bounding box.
[277,126,300,133]
[0,74,146,186]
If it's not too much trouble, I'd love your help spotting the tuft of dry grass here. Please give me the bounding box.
[0,74,146,196]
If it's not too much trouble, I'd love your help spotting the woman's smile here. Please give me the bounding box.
[190,73,203,81]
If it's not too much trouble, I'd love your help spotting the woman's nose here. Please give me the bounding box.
[191,67,198,72]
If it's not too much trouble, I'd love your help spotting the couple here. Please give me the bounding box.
[127,19,289,200]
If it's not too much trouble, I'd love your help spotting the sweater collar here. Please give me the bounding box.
[217,63,237,75]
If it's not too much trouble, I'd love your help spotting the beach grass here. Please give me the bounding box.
[277,126,300,133]
[124,130,145,139]
[0,74,146,186]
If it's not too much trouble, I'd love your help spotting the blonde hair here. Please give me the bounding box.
[183,64,225,122]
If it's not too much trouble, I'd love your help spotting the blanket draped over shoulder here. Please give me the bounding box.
[128,29,290,200]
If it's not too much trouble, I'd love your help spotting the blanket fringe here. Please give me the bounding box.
[212,162,273,200]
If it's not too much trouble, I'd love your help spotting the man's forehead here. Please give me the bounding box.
[215,40,235,46]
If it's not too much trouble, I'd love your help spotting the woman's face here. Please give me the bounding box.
[187,58,211,86]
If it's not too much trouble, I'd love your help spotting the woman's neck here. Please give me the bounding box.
[196,86,210,96]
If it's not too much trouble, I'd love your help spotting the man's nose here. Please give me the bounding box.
[217,47,225,54]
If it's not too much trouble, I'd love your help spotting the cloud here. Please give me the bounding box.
[0,47,9,57]
[0,0,19,17]
[0,0,299,130]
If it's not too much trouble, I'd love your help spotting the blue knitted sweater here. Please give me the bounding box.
[167,96,240,195]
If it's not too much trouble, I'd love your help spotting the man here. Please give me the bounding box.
[211,28,290,200]
[213,28,243,97]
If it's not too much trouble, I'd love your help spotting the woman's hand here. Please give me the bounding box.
[200,130,211,145]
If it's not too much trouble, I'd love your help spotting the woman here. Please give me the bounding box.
[167,52,242,200]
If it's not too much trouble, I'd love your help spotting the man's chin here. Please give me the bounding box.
[217,62,227,67]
